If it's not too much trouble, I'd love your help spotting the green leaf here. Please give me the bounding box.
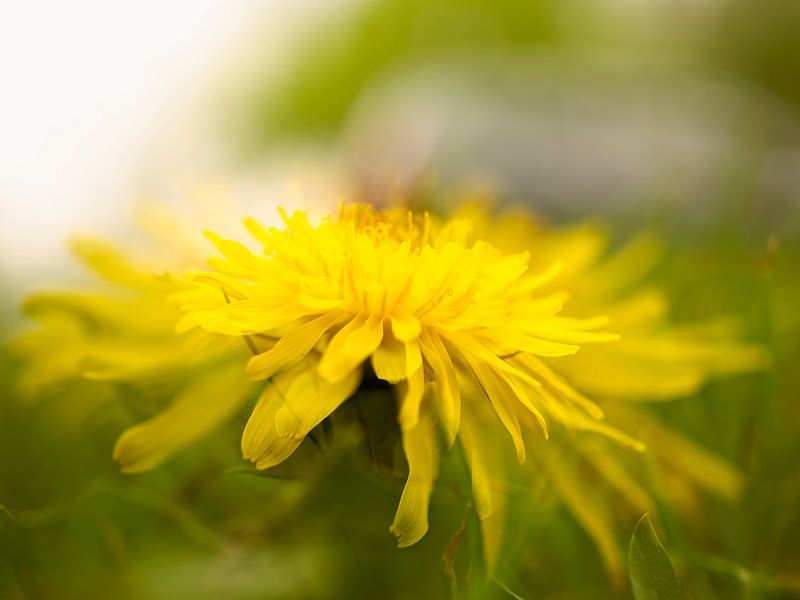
[628,514,684,600]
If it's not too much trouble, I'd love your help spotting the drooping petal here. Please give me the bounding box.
[274,366,361,440]
[397,366,425,431]
[406,340,423,377]
[461,353,526,463]
[243,363,361,469]
[460,404,507,573]
[318,315,384,383]
[512,354,604,420]
[443,330,548,385]
[390,412,439,547]
[371,333,422,384]
[241,368,298,468]
[418,332,460,445]
[194,300,311,335]
[390,314,421,341]
[113,362,253,473]
[247,312,345,380]
[538,448,623,578]
[584,446,653,515]
[613,405,743,500]
[448,333,549,441]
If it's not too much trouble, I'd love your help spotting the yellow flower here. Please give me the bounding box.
[15,196,768,577]
[183,204,630,547]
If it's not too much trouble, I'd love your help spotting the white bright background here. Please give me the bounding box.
[0,0,342,310]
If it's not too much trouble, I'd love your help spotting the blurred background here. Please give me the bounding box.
[0,0,346,315]
[1,0,799,598]
[3,0,800,307]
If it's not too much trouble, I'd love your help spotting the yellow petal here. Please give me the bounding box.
[243,364,361,469]
[372,334,422,384]
[113,362,252,473]
[460,404,507,573]
[372,335,408,384]
[572,417,646,453]
[447,332,548,440]
[397,366,425,431]
[443,330,544,388]
[318,315,384,383]
[247,312,344,380]
[390,314,421,341]
[70,237,155,289]
[174,312,198,335]
[296,295,347,311]
[512,354,604,420]
[274,366,361,440]
[194,300,311,335]
[419,332,460,446]
[540,449,623,578]
[509,292,569,322]
[189,271,252,301]
[584,447,653,514]
[390,412,439,547]
[516,260,563,292]
[582,231,664,299]
[615,406,743,500]
[406,340,423,376]
[603,291,667,329]
[241,369,298,468]
[476,328,580,357]
[554,348,707,400]
[462,353,526,463]
[203,231,272,273]
[524,318,621,344]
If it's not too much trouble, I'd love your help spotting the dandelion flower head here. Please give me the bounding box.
[185,203,625,546]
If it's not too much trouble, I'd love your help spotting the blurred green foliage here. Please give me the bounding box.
[237,0,800,154]
[238,0,560,150]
